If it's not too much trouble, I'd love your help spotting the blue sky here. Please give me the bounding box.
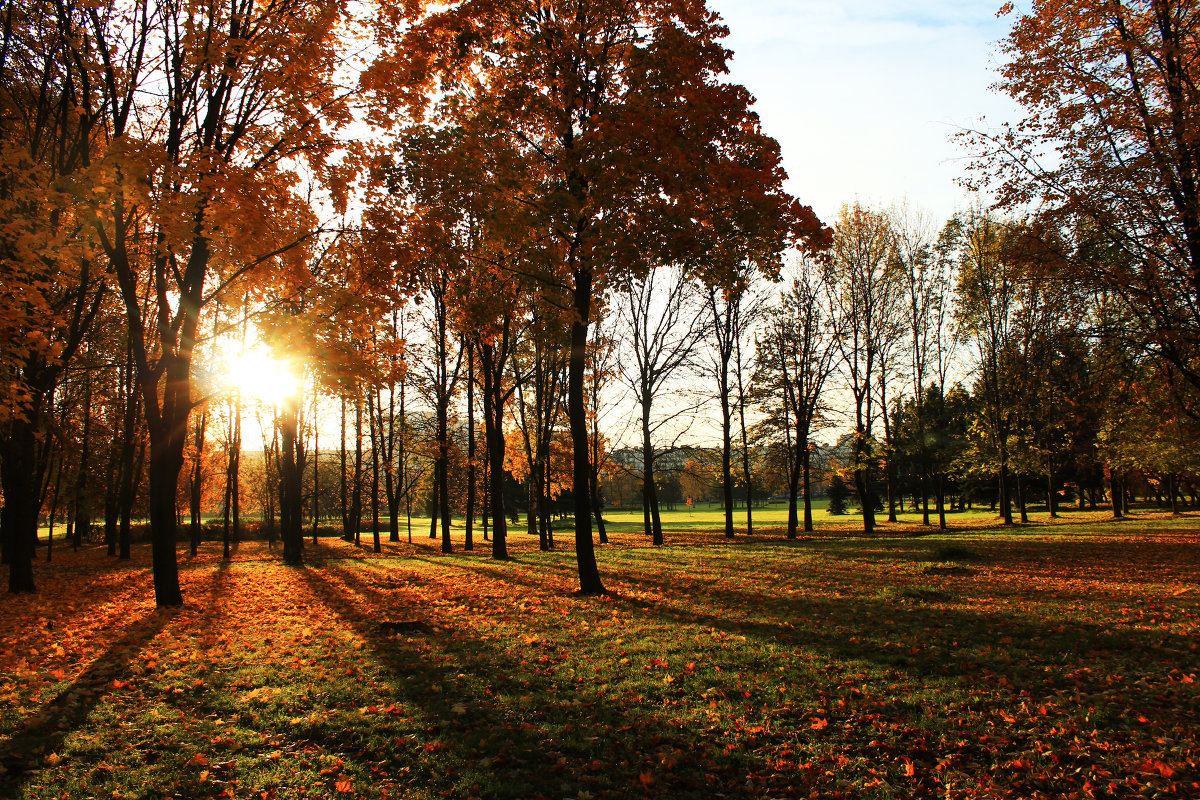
[707,0,1023,226]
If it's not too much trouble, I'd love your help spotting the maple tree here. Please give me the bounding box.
[0,0,109,593]
[373,0,824,592]
[970,0,1200,402]
[76,0,356,603]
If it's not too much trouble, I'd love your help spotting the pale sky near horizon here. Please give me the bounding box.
[707,0,1024,228]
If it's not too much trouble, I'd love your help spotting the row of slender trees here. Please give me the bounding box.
[0,0,825,603]
[4,0,1200,606]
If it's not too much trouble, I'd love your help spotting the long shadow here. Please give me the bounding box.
[411,545,1199,721]
[0,607,177,793]
[296,561,732,799]
[603,563,1200,706]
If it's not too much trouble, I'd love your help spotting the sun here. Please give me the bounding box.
[221,345,301,405]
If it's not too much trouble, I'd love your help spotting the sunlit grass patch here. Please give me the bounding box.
[1,521,1197,799]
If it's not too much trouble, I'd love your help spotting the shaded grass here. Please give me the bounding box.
[1,518,1197,799]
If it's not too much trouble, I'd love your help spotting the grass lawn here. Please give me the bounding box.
[2,511,1198,799]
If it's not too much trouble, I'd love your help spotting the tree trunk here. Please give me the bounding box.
[369,393,381,554]
[1110,469,1123,518]
[738,402,754,537]
[801,433,814,534]
[880,387,897,524]
[3,422,41,593]
[481,342,508,559]
[437,391,452,555]
[641,397,663,546]
[719,366,734,538]
[785,430,802,540]
[1047,468,1058,518]
[1018,472,1029,523]
[312,422,320,546]
[279,392,305,565]
[465,341,476,552]
[589,459,607,544]
[999,446,1013,525]
[352,398,364,546]
[936,474,947,530]
[145,420,184,607]
[429,482,439,540]
[73,377,94,551]
[854,433,875,534]
[340,394,351,541]
[120,423,144,561]
[569,270,605,594]
[189,409,208,557]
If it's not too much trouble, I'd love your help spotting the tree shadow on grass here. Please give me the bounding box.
[294,561,747,800]
[0,607,177,794]
[398,550,1200,797]
[420,546,1199,722]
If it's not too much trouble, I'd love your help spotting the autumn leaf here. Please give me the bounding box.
[335,778,353,793]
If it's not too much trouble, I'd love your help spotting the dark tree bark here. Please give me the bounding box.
[465,340,476,552]
[278,392,305,565]
[569,267,605,594]
[189,409,208,557]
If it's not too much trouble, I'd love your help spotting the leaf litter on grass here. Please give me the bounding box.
[0,523,1196,799]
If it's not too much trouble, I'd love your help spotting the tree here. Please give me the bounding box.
[377,0,824,593]
[825,203,902,534]
[755,264,839,536]
[616,264,709,545]
[826,472,851,516]
[971,0,1200,405]
[82,0,354,605]
[889,203,946,525]
[0,0,107,592]
[705,273,767,538]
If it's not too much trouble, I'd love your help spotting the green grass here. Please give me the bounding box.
[2,515,1198,799]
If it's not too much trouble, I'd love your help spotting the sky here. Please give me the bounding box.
[706,0,1024,227]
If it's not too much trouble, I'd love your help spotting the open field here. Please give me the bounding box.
[34,499,1163,547]
[2,513,1198,799]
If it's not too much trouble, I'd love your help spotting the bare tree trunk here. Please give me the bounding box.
[465,341,476,552]
[189,409,208,557]
[312,421,320,546]
[719,385,734,538]
[370,392,381,554]
[569,270,605,594]
[279,393,305,565]
[73,375,94,551]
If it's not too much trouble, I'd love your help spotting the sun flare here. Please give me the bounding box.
[221,346,301,405]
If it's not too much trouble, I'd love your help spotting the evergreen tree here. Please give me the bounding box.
[827,473,852,516]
